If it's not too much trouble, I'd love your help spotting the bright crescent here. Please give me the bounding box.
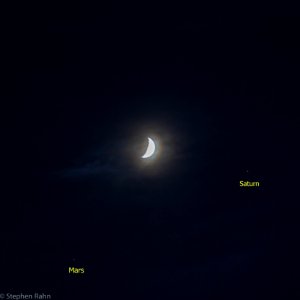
[141,137,156,158]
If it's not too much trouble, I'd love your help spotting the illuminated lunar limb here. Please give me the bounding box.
[141,137,156,158]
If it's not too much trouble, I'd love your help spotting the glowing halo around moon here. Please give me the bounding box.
[141,137,156,158]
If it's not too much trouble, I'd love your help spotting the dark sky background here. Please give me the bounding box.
[2,3,300,299]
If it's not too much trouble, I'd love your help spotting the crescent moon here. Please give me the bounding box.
[141,137,156,158]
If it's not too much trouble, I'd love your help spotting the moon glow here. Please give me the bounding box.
[141,137,156,158]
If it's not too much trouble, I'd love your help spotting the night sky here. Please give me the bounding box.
[2,3,300,299]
